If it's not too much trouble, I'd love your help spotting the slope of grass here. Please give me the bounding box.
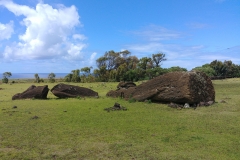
[0,80,240,159]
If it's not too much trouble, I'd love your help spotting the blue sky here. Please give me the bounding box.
[0,0,239,73]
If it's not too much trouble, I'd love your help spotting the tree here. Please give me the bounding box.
[48,72,56,83]
[126,56,139,70]
[96,56,108,69]
[116,63,128,81]
[2,72,12,83]
[64,73,73,82]
[93,66,108,82]
[120,50,131,59]
[81,67,92,75]
[192,64,216,77]
[125,69,138,81]
[167,66,187,72]
[34,73,40,83]
[104,50,120,70]
[138,57,152,70]
[81,67,92,83]
[71,69,81,82]
[152,53,166,67]
[210,60,228,77]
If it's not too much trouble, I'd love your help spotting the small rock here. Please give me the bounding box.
[12,106,17,109]
[199,102,205,106]
[31,116,39,119]
[220,100,226,103]
[207,101,214,105]
[168,102,178,108]
[184,103,190,108]
[114,103,121,108]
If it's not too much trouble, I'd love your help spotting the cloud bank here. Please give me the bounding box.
[0,0,87,61]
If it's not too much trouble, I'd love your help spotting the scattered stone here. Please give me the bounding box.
[51,83,98,98]
[168,100,215,109]
[168,102,178,108]
[184,103,190,108]
[207,101,214,105]
[104,103,128,112]
[220,100,227,103]
[107,71,215,104]
[31,116,39,119]
[12,85,49,100]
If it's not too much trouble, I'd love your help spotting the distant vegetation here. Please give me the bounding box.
[2,72,12,83]
[62,50,240,82]
[63,50,187,83]
[2,50,240,83]
[192,60,240,78]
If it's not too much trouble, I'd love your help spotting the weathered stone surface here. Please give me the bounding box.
[117,81,136,89]
[106,71,215,104]
[51,83,98,98]
[12,85,49,100]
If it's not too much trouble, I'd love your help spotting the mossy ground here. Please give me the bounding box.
[0,79,240,159]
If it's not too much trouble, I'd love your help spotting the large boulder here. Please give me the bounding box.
[51,83,98,98]
[107,71,215,104]
[117,81,136,89]
[12,85,49,100]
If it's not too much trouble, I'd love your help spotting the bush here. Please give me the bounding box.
[2,77,8,84]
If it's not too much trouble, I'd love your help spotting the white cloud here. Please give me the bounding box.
[186,22,209,29]
[124,24,240,70]
[0,0,86,61]
[0,21,14,40]
[125,40,210,70]
[129,24,182,41]
[73,34,87,41]
[89,52,97,64]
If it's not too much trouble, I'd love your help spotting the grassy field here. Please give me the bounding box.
[0,79,240,159]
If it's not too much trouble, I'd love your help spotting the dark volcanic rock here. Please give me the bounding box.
[104,102,128,112]
[117,81,136,89]
[107,71,215,104]
[12,85,49,100]
[51,83,98,98]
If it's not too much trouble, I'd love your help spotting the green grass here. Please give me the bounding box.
[0,79,240,159]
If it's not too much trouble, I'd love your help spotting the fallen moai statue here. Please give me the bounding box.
[117,81,136,89]
[51,83,98,98]
[106,71,215,105]
[12,85,49,100]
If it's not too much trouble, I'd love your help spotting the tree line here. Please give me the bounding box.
[63,50,187,82]
[192,60,240,78]
[2,50,240,83]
